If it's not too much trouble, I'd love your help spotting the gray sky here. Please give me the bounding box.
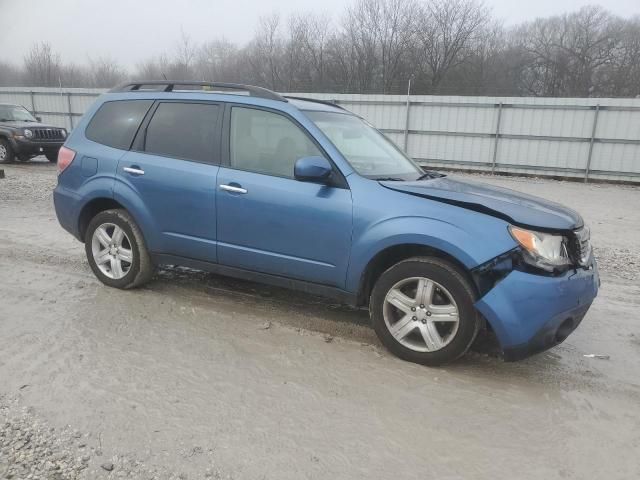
[0,0,638,69]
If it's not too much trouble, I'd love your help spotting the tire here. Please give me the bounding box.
[84,209,154,289]
[45,150,59,163]
[370,257,480,366]
[0,138,15,164]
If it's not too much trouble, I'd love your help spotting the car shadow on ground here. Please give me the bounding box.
[154,266,516,363]
[148,266,600,392]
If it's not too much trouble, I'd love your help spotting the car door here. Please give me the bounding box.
[216,105,353,288]
[114,101,222,263]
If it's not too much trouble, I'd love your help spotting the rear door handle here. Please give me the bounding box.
[219,184,247,194]
[124,166,145,175]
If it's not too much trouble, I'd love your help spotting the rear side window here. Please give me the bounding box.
[144,102,219,163]
[85,100,152,150]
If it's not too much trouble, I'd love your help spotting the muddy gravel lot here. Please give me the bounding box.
[1,160,639,479]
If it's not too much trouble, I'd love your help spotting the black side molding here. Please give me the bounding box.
[151,253,359,306]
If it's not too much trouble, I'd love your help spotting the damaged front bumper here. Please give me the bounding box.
[474,257,599,361]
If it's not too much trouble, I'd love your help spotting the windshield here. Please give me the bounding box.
[0,105,37,122]
[306,111,425,181]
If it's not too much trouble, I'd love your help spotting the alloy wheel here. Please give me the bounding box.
[383,277,459,352]
[91,223,134,280]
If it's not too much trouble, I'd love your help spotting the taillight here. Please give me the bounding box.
[57,146,76,174]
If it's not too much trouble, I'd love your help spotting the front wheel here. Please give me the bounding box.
[370,257,480,366]
[0,139,15,164]
[85,209,154,289]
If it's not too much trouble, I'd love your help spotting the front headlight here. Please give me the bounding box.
[509,226,571,272]
[60,129,67,138]
[24,129,33,138]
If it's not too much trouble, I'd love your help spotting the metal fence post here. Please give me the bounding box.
[491,102,503,174]
[30,91,36,114]
[584,104,600,183]
[66,92,73,130]
[403,78,412,152]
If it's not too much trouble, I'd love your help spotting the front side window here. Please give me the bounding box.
[230,107,323,178]
[85,100,153,150]
[144,102,219,163]
[306,111,423,180]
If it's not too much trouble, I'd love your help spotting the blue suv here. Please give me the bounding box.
[54,81,599,365]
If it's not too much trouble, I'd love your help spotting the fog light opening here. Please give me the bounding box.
[555,318,574,343]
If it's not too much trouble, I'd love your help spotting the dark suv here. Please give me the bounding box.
[0,103,67,163]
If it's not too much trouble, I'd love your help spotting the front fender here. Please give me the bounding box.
[346,215,517,293]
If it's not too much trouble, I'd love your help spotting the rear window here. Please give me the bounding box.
[143,102,219,163]
[85,100,152,150]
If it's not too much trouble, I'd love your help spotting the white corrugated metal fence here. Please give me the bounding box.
[1,87,639,183]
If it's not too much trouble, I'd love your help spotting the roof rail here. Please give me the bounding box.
[285,96,346,110]
[109,81,287,102]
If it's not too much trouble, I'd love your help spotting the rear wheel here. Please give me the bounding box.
[0,139,14,164]
[370,257,480,366]
[85,209,154,289]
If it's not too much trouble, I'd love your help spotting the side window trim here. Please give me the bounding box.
[131,100,223,166]
[220,103,349,189]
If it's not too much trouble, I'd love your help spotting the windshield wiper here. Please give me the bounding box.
[416,170,445,180]
[374,177,405,181]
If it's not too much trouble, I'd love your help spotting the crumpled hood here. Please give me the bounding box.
[381,176,583,231]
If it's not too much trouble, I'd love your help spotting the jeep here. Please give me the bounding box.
[0,103,67,163]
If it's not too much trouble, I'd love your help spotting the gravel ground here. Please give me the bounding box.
[1,160,639,479]
[0,394,228,480]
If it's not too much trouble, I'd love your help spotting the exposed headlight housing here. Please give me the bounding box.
[509,226,571,272]
[24,129,33,138]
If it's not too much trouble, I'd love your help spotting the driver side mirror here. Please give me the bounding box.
[35,116,42,122]
[294,156,333,184]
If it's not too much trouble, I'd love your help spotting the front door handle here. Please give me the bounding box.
[219,184,248,194]
[124,166,145,175]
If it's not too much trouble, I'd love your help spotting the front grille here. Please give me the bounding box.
[568,227,592,266]
[33,128,64,141]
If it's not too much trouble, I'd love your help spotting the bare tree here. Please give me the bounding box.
[416,0,490,91]
[558,6,621,96]
[613,16,640,97]
[197,38,240,82]
[23,42,62,87]
[4,2,639,97]
[87,56,126,88]
[173,29,198,80]
[0,61,22,86]
[246,13,284,90]
[135,53,171,80]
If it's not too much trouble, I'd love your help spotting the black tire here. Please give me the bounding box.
[45,150,59,163]
[370,257,480,366]
[84,209,154,289]
[0,138,15,164]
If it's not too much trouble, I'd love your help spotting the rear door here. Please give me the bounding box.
[114,101,222,263]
